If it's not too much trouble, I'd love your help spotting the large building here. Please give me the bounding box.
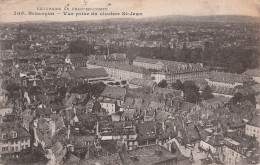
[65,53,86,69]
[207,71,251,88]
[243,68,260,83]
[68,68,109,83]
[133,57,208,84]
[0,122,31,158]
[245,114,260,143]
[97,121,138,150]
[87,60,151,81]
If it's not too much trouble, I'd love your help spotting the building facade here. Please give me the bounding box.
[87,60,151,81]
[0,123,31,157]
[134,57,208,84]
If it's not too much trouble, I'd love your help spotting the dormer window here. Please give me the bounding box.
[12,132,17,138]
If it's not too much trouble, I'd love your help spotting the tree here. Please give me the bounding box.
[4,82,20,94]
[4,83,20,104]
[172,80,183,90]
[201,85,214,100]
[92,101,101,112]
[121,80,127,85]
[183,81,200,103]
[231,92,244,104]
[158,80,167,88]
[91,82,106,98]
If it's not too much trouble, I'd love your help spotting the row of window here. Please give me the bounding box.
[246,126,259,133]
[2,133,17,139]
[1,145,28,152]
[2,139,28,144]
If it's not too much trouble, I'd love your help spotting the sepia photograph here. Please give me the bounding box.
[0,0,260,164]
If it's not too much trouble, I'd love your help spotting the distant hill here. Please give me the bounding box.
[6,15,260,24]
[141,15,260,23]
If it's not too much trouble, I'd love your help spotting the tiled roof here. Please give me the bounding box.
[209,71,250,84]
[248,114,260,127]
[66,53,84,59]
[152,87,183,99]
[69,68,108,79]
[129,78,156,87]
[134,57,205,72]
[0,122,31,140]
[120,144,177,165]
[81,153,122,165]
[243,68,260,77]
[88,60,151,74]
[101,86,126,101]
[71,135,95,148]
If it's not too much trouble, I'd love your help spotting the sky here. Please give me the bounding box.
[0,0,259,22]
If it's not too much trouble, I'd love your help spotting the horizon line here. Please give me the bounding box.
[1,14,259,23]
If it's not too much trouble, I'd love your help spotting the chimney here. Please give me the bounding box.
[67,124,71,139]
[73,107,76,115]
[174,125,177,132]
[96,120,99,136]
[154,123,157,135]
[50,120,56,136]
[162,120,166,131]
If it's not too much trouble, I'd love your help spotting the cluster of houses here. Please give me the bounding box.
[0,48,260,165]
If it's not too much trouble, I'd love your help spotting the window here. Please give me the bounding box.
[15,147,18,151]
[21,139,24,143]
[11,141,14,145]
[21,146,24,149]
[25,145,28,148]
[25,139,28,143]
[11,147,14,151]
[15,140,18,144]
[12,132,17,138]
[2,134,7,139]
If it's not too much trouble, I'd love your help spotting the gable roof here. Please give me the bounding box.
[66,53,84,59]
[120,144,177,165]
[243,68,260,77]
[129,78,156,87]
[81,153,122,165]
[101,86,126,101]
[209,71,250,84]
[69,68,108,79]
[0,122,31,140]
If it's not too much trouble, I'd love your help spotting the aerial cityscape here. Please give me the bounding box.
[0,14,260,165]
